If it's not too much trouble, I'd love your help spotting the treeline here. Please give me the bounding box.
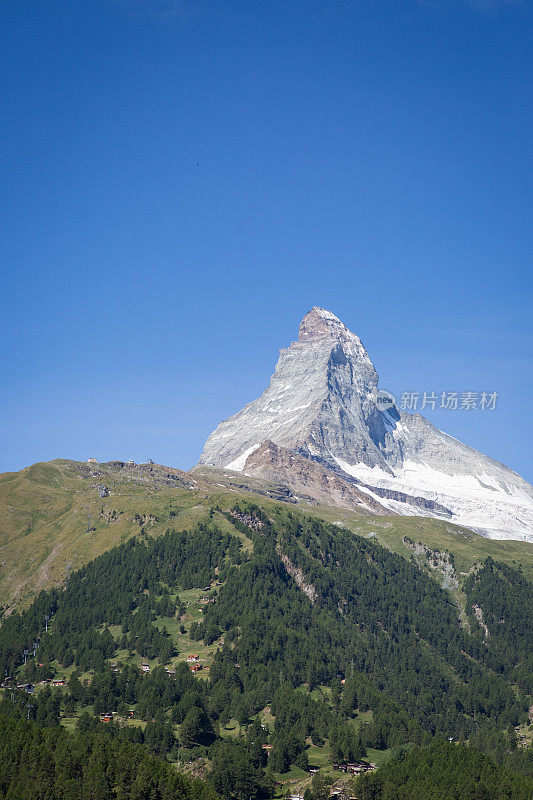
[356,740,533,800]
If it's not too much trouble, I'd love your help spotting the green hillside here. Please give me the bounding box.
[0,495,531,798]
[0,458,222,610]
[311,502,533,581]
[1,459,532,614]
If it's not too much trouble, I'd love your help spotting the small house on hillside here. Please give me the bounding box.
[334,761,373,775]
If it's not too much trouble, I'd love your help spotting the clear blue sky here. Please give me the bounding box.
[1,0,532,481]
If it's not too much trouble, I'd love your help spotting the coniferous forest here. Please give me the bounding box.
[0,502,532,799]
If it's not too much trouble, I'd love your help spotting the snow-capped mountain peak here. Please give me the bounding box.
[199,308,533,541]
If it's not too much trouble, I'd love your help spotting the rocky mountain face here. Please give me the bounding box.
[242,440,388,514]
[199,307,533,541]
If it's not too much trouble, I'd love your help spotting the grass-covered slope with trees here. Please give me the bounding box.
[1,497,532,798]
[1,458,533,612]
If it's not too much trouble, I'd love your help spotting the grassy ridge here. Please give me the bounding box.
[311,503,533,580]
[0,458,531,611]
[0,459,215,609]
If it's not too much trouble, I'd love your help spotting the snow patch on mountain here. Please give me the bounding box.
[225,444,261,472]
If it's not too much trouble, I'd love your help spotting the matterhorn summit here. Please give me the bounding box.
[199,307,533,541]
